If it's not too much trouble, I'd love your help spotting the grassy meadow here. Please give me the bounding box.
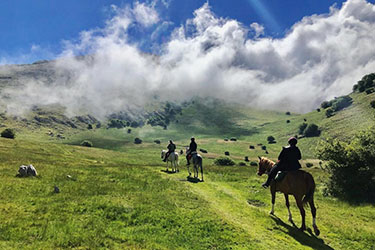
[0,92,375,249]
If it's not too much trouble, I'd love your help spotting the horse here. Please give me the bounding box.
[257,156,320,236]
[186,148,204,181]
[161,150,179,173]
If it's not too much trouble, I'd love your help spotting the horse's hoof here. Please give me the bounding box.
[314,227,320,236]
[299,226,306,231]
[269,211,274,215]
[288,218,293,223]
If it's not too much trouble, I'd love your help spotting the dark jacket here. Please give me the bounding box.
[167,143,176,152]
[189,141,197,152]
[278,145,301,171]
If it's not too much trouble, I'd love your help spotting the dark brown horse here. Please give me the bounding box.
[257,156,320,236]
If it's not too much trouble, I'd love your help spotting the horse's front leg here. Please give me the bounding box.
[270,189,276,215]
[284,194,293,223]
[187,164,191,177]
[294,195,306,231]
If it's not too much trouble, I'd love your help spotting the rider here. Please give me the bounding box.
[262,137,301,188]
[186,137,197,165]
[163,140,176,162]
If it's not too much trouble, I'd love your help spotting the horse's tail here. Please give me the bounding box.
[302,172,315,207]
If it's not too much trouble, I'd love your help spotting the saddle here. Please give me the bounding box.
[187,151,197,160]
[274,171,288,182]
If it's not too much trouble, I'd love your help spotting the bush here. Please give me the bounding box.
[87,124,93,130]
[224,151,230,156]
[331,96,352,112]
[286,120,290,123]
[285,111,291,115]
[370,100,375,109]
[267,136,276,144]
[1,128,15,139]
[238,162,246,166]
[304,124,321,137]
[321,101,331,109]
[134,138,142,144]
[261,145,267,150]
[81,140,93,147]
[299,123,308,134]
[154,140,161,144]
[353,73,375,93]
[316,108,321,112]
[365,88,374,94]
[230,137,237,141]
[244,156,249,162]
[249,145,255,149]
[325,108,334,118]
[214,157,235,166]
[250,161,258,166]
[317,127,375,202]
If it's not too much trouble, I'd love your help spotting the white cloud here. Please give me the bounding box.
[250,22,265,38]
[1,0,375,117]
[133,1,159,27]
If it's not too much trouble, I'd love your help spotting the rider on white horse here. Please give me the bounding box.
[186,137,197,165]
[163,140,176,162]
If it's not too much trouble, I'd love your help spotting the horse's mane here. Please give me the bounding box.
[261,157,275,168]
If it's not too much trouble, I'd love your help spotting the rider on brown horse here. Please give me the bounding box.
[163,140,176,162]
[262,137,301,188]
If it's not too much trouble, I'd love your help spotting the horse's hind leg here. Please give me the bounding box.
[309,199,320,236]
[294,195,306,231]
[200,164,204,182]
[284,194,293,223]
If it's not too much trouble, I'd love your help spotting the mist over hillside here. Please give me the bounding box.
[1,0,375,119]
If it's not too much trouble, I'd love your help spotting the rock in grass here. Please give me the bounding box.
[18,164,37,177]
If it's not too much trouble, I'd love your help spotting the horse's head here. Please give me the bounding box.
[257,156,269,176]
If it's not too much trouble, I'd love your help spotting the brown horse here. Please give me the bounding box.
[257,156,320,236]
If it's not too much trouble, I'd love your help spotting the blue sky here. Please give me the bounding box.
[0,0,347,63]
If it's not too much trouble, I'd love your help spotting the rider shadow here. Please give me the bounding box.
[160,169,177,174]
[270,216,334,250]
[186,176,201,183]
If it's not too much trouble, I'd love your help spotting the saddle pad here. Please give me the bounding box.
[275,171,287,182]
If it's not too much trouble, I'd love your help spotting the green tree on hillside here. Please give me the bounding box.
[317,127,375,202]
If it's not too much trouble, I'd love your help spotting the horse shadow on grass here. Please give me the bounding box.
[160,169,178,174]
[186,176,203,183]
[270,216,334,250]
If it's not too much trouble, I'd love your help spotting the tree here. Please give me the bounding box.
[317,127,375,202]
[299,123,308,134]
[325,108,334,118]
[304,124,321,137]
[1,128,15,139]
[267,136,276,144]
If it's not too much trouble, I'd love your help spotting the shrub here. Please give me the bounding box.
[261,145,267,150]
[224,138,228,141]
[365,88,374,94]
[239,162,246,166]
[127,129,132,134]
[305,162,314,168]
[331,95,352,112]
[249,145,255,149]
[286,120,290,123]
[325,108,334,118]
[1,128,15,139]
[154,140,161,144]
[285,111,291,115]
[316,108,321,112]
[267,136,276,144]
[81,140,93,147]
[321,101,331,109]
[96,122,101,128]
[87,124,93,129]
[250,161,258,166]
[214,157,235,166]
[244,156,249,162]
[353,73,375,93]
[304,124,321,137]
[230,137,237,141]
[299,123,308,135]
[134,138,142,144]
[370,100,375,109]
[317,127,375,202]
[224,151,230,156]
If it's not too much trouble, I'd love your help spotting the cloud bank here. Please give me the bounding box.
[1,0,375,118]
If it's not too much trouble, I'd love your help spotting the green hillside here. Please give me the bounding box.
[0,88,375,249]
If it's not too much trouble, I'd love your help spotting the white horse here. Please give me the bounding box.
[186,149,204,181]
[161,150,179,172]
